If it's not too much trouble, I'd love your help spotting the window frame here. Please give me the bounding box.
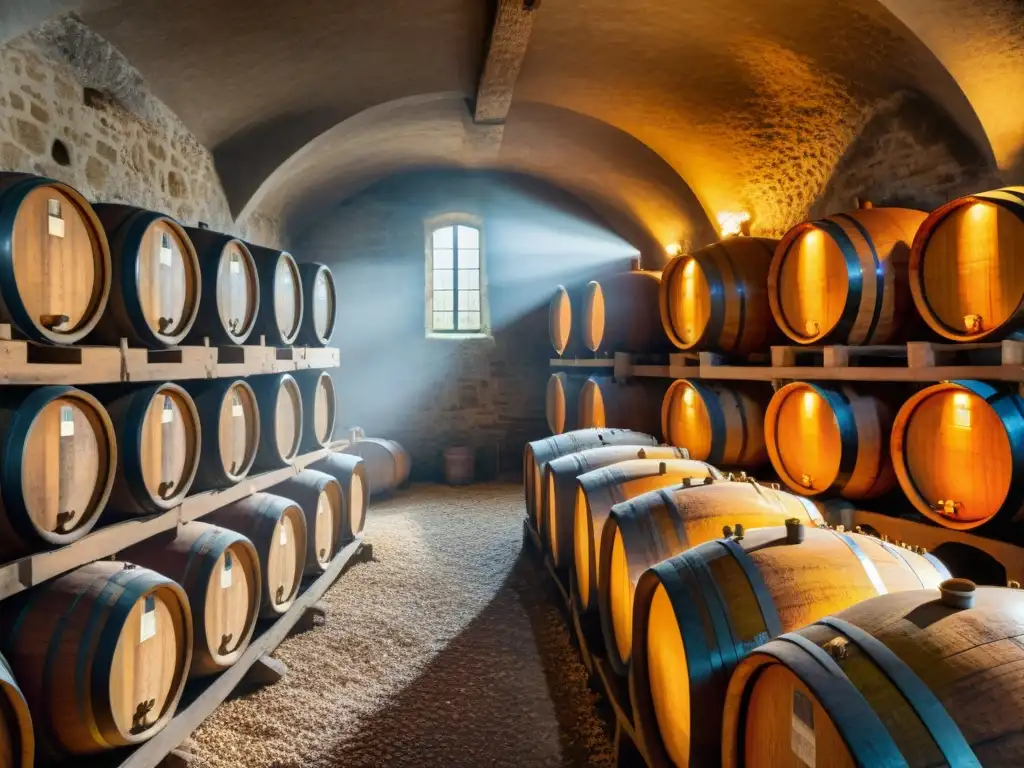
[424,213,490,338]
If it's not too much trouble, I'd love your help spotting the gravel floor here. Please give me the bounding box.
[181,483,615,767]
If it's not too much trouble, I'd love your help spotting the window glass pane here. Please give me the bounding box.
[458,290,480,311]
[433,311,454,330]
[432,227,454,249]
[459,249,479,269]
[457,226,479,249]
[433,248,454,269]
[433,269,453,291]
[459,269,479,290]
[434,290,453,311]
[458,311,481,331]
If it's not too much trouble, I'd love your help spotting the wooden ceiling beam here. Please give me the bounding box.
[474,0,541,125]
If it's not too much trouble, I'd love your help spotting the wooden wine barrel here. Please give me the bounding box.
[182,228,259,346]
[341,438,411,497]
[660,237,778,354]
[769,206,927,345]
[549,284,573,356]
[295,369,336,451]
[661,379,769,468]
[1,561,192,757]
[546,372,589,435]
[581,270,669,354]
[121,522,260,678]
[269,470,344,574]
[0,652,33,768]
[630,524,949,768]
[249,244,303,347]
[182,378,259,491]
[207,493,307,618]
[722,581,1021,768]
[598,479,825,677]
[296,262,337,346]
[0,386,116,561]
[891,380,1024,531]
[249,373,303,471]
[578,376,666,436]
[99,382,201,516]
[910,187,1024,341]
[309,452,368,539]
[765,382,896,500]
[0,173,111,345]
[87,204,201,348]
[523,428,657,531]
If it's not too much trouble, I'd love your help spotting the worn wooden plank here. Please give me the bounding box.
[549,358,615,369]
[474,0,540,124]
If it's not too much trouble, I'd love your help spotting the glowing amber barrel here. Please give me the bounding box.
[545,372,587,435]
[630,526,949,768]
[764,382,896,500]
[891,380,1024,531]
[722,583,1022,768]
[769,206,926,345]
[0,652,32,767]
[581,270,669,354]
[578,376,666,437]
[910,187,1024,340]
[549,284,586,356]
[661,379,769,468]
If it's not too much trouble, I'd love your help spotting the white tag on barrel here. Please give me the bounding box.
[140,595,158,644]
[791,689,816,767]
[60,405,75,437]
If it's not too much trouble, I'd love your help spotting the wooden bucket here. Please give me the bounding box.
[183,228,259,346]
[122,522,261,678]
[88,204,201,348]
[630,524,949,768]
[341,438,411,497]
[309,452,369,539]
[0,652,33,767]
[249,373,303,471]
[765,381,896,500]
[1,561,192,757]
[659,237,778,354]
[661,379,769,468]
[268,469,345,574]
[578,376,666,437]
[207,493,307,618]
[769,206,927,345]
[295,369,336,450]
[0,386,116,561]
[581,270,669,354]
[0,173,111,344]
[722,581,1019,768]
[182,378,260,491]
[910,187,1024,341]
[249,244,303,347]
[296,262,336,346]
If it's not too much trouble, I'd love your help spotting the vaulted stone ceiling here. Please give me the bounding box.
[18,0,1024,256]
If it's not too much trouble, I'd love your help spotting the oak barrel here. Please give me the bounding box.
[182,228,259,346]
[295,369,336,451]
[599,479,824,677]
[549,284,587,357]
[207,493,307,618]
[581,270,669,354]
[523,428,657,531]
[98,382,201,516]
[546,372,588,435]
[660,237,779,354]
[249,244,303,347]
[631,524,949,768]
[341,438,411,497]
[249,373,303,471]
[722,583,1022,768]
[121,522,260,678]
[87,204,201,348]
[296,261,337,346]
[661,379,769,468]
[0,652,32,768]
[1,561,192,757]
[0,386,116,560]
[181,378,259,491]
[910,187,1024,340]
[309,452,368,539]
[891,380,1024,530]
[269,470,345,574]
[765,382,896,500]
[769,206,927,345]
[578,376,666,437]
[0,173,111,344]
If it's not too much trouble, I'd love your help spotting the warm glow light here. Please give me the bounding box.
[969,202,989,222]
[953,392,972,428]
[717,211,750,237]
[682,258,696,278]
[683,387,695,407]
[666,243,683,257]
[802,390,817,417]
[953,393,970,408]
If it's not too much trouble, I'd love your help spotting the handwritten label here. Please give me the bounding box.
[162,396,174,423]
[140,595,157,643]
[791,690,816,767]
[221,551,233,589]
[60,405,75,437]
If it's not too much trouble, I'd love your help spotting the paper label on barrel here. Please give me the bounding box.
[162,396,174,423]
[48,214,65,238]
[232,392,243,418]
[230,255,241,274]
[279,525,288,546]
[60,405,75,437]
[140,596,157,643]
[791,689,816,767]
[160,246,173,266]
[221,552,233,589]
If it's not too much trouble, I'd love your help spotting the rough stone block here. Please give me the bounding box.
[13,118,45,154]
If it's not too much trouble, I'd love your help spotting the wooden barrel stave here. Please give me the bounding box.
[268,469,345,574]
[548,284,575,356]
[295,369,337,451]
[121,522,261,678]
[182,379,260,491]
[545,372,589,435]
[770,207,927,345]
[87,205,201,348]
[659,237,778,354]
[630,525,949,768]
[0,173,112,345]
[296,262,337,346]
[765,381,896,500]
[581,271,669,354]
[0,561,192,757]
[661,379,769,468]
[207,493,307,618]
[183,228,259,346]
[340,438,410,497]
[0,652,33,767]
[578,376,666,437]
[309,452,369,539]
[248,244,303,347]
[249,373,303,471]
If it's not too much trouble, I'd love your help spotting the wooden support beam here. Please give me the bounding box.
[474,0,540,124]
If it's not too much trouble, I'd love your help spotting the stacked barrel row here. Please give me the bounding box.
[0,172,338,349]
[523,428,1024,767]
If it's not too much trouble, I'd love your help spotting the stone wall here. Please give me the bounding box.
[295,170,638,480]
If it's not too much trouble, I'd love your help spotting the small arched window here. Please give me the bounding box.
[426,217,487,336]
